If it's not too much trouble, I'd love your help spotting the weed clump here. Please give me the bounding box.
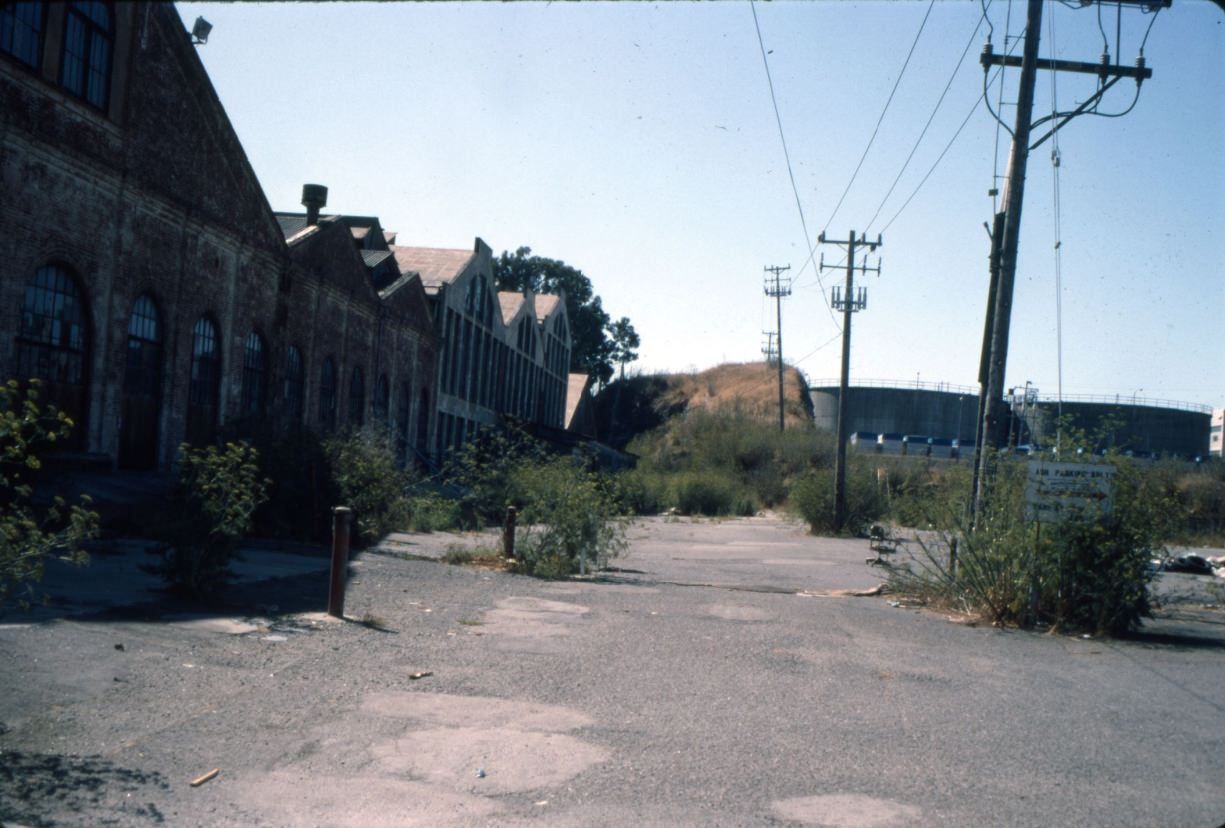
[156,441,269,598]
[886,455,1171,636]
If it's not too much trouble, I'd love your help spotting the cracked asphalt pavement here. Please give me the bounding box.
[2,515,1223,827]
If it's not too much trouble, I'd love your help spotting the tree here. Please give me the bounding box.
[608,316,640,381]
[494,247,623,385]
[0,380,98,609]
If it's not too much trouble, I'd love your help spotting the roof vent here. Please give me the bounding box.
[301,184,328,226]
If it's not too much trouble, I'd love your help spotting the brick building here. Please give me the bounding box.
[0,2,436,469]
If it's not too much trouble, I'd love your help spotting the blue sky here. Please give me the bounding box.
[179,1,1223,408]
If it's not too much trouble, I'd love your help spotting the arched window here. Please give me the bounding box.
[16,264,90,447]
[60,1,113,111]
[186,315,220,446]
[373,374,389,424]
[118,294,161,468]
[283,345,304,425]
[0,2,45,68]
[240,333,266,417]
[318,357,336,433]
[348,366,365,428]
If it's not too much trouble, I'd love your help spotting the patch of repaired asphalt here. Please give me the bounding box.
[700,603,773,622]
[372,727,608,796]
[362,693,608,796]
[224,773,503,827]
[160,614,272,635]
[472,596,591,653]
[225,692,608,826]
[772,793,923,826]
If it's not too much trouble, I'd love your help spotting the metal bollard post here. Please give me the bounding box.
[503,505,517,560]
[328,506,352,618]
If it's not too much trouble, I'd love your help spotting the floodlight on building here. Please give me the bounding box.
[191,17,213,45]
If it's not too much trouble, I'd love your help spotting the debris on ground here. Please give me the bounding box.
[409,671,433,680]
[190,768,219,787]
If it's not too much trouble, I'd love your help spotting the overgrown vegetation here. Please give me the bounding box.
[511,456,626,577]
[621,407,833,518]
[789,461,888,536]
[324,429,415,544]
[884,445,1189,636]
[156,441,269,598]
[0,380,98,609]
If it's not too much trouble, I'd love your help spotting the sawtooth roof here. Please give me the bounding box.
[534,294,562,319]
[498,292,526,324]
[391,246,475,289]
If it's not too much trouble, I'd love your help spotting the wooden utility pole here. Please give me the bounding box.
[970,0,1157,523]
[763,265,791,432]
[819,231,880,533]
[973,0,1044,519]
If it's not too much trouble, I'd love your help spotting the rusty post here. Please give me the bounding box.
[503,505,517,560]
[328,506,352,618]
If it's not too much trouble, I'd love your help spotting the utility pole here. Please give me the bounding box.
[971,0,1158,523]
[761,331,778,365]
[819,231,880,533]
[763,265,791,432]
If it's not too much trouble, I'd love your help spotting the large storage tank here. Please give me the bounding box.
[809,382,979,443]
[810,381,1211,459]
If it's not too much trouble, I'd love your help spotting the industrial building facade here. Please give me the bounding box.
[392,240,571,459]
[0,2,569,471]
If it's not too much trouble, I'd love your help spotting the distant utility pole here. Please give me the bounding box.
[763,265,791,432]
[761,331,778,365]
[819,231,881,533]
[971,0,1160,523]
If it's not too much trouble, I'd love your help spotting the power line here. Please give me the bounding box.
[878,83,986,234]
[792,332,843,366]
[865,3,992,234]
[821,0,936,235]
[1047,0,1065,443]
[749,0,839,330]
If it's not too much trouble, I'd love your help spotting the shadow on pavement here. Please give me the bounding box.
[0,750,170,827]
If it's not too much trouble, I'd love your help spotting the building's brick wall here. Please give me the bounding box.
[0,2,435,469]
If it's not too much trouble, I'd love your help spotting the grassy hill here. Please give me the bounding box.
[593,362,814,449]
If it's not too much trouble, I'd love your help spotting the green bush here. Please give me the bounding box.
[158,441,269,598]
[325,428,414,544]
[444,426,547,528]
[886,455,1169,636]
[611,468,668,516]
[625,407,833,512]
[0,380,98,609]
[883,460,972,531]
[404,493,462,532]
[788,462,887,536]
[672,471,751,517]
[510,457,626,578]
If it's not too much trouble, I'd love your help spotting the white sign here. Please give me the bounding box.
[1025,460,1115,522]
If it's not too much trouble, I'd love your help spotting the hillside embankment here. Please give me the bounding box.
[594,362,813,449]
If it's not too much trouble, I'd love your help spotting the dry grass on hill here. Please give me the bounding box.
[658,362,812,427]
[596,362,813,448]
